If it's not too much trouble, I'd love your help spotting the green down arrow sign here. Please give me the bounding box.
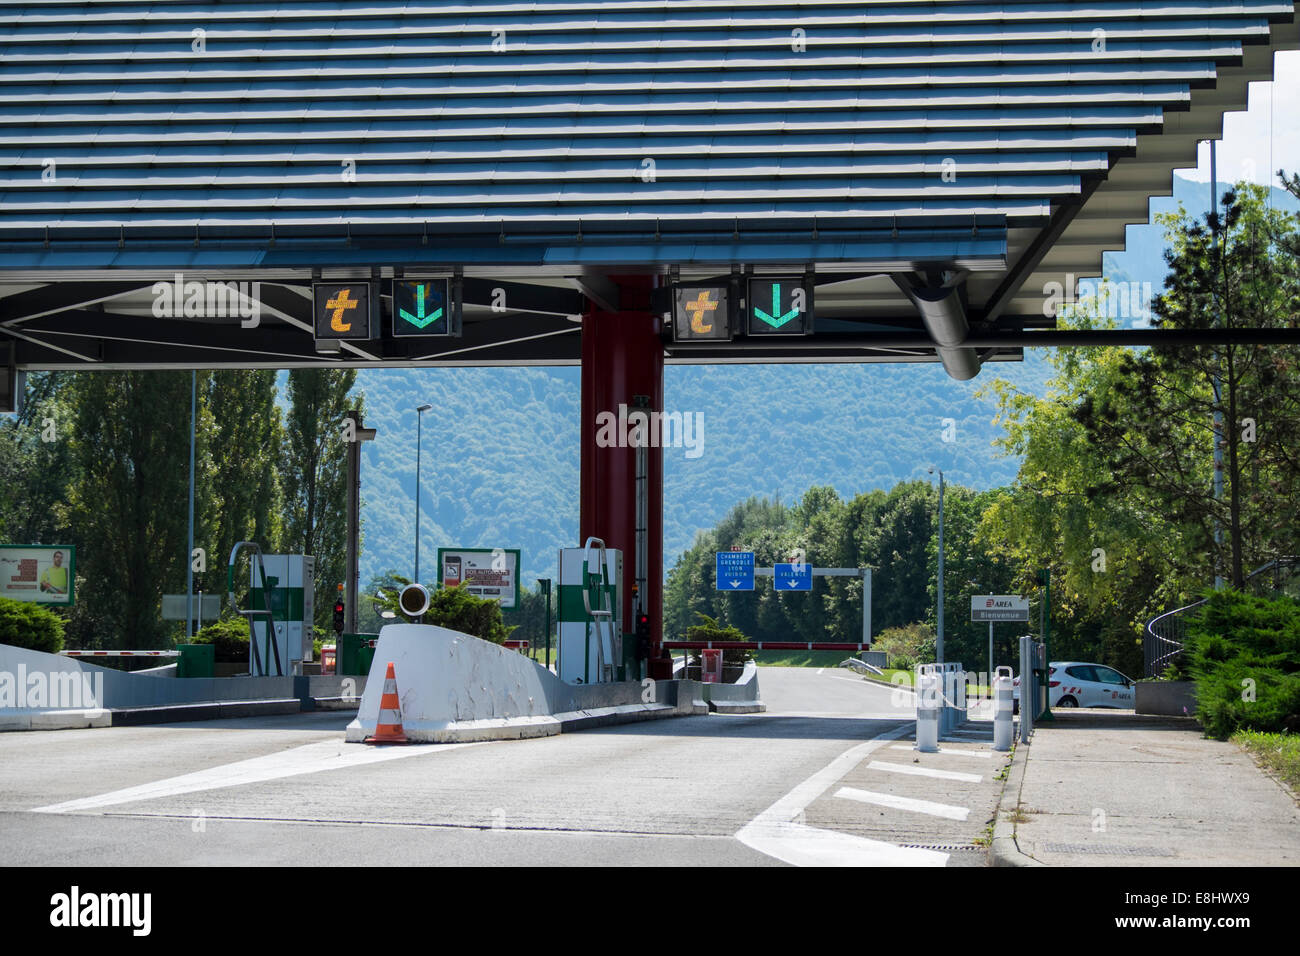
[753,283,799,329]
[400,284,444,328]
[747,278,810,335]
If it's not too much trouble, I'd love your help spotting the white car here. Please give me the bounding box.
[1013,661,1136,710]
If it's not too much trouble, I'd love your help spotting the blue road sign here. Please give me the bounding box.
[715,551,755,591]
[773,562,813,591]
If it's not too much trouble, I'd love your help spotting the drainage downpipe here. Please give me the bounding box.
[897,282,982,381]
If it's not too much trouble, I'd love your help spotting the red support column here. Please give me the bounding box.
[579,275,671,679]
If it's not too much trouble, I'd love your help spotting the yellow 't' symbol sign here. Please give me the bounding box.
[326,288,358,332]
[686,290,719,333]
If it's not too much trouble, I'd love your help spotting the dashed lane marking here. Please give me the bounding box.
[889,744,991,759]
[865,761,983,783]
[834,786,971,822]
[735,722,949,866]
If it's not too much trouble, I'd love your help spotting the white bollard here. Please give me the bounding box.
[915,671,940,752]
[993,666,1014,752]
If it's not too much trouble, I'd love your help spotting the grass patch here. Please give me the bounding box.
[1233,730,1300,794]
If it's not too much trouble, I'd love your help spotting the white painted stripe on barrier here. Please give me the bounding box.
[890,744,991,758]
[31,738,480,814]
[834,786,971,821]
[735,723,948,867]
[866,761,983,783]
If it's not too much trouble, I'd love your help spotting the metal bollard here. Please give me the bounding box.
[993,666,1014,751]
[915,670,940,752]
[953,664,967,727]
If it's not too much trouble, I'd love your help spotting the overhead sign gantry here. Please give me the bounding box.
[2,0,1297,671]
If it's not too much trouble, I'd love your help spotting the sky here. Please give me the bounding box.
[1185,51,1300,187]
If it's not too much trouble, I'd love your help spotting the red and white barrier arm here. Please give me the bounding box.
[59,650,181,657]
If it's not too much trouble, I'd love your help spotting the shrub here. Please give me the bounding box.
[1185,589,1300,739]
[424,585,516,645]
[192,616,251,663]
[0,597,66,653]
[685,612,752,666]
[872,622,936,671]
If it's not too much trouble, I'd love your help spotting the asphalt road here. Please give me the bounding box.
[0,667,1009,866]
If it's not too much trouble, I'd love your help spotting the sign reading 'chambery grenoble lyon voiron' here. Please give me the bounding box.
[970,595,1030,622]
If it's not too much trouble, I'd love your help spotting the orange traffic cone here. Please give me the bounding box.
[364,662,409,744]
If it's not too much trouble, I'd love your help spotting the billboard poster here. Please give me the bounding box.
[0,545,76,606]
[437,547,520,609]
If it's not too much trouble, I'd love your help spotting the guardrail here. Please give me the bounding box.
[1142,556,1298,678]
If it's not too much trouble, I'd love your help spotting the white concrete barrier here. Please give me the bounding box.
[345,623,705,743]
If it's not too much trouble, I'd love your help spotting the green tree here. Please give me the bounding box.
[205,370,284,584]
[978,300,1179,674]
[0,372,77,546]
[60,371,208,648]
[280,369,362,629]
[1076,182,1300,588]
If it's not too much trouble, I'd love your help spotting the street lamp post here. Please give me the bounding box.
[929,467,945,663]
[414,403,433,583]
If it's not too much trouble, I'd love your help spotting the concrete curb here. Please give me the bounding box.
[0,709,112,731]
[110,698,302,726]
[709,700,765,714]
[859,674,915,693]
[990,727,1045,867]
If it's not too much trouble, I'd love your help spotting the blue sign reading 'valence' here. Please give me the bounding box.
[773,562,813,591]
[715,551,755,591]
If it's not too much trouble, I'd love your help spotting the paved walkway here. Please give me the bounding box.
[994,710,1300,866]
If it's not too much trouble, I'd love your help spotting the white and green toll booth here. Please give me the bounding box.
[248,554,315,677]
[557,544,623,684]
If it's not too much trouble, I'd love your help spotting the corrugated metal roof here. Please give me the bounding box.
[0,0,1292,263]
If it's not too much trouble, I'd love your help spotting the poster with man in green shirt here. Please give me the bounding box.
[0,545,76,606]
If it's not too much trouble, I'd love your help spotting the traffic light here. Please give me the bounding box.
[333,583,345,633]
[635,612,650,660]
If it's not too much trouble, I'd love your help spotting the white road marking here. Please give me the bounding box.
[735,723,949,866]
[835,786,971,821]
[866,761,983,783]
[890,744,990,758]
[31,739,480,814]
[823,674,885,687]
[816,668,825,675]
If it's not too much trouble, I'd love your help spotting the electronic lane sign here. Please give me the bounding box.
[672,284,733,342]
[970,595,1030,622]
[393,278,454,337]
[313,282,372,340]
[773,562,813,591]
[715,550,755,591]
[747,277,812,336]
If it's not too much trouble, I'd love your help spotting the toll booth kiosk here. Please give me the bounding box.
[556,542,622,684]
[249,554,315,676]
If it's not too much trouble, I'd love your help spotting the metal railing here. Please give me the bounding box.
[1143,556,1299,678]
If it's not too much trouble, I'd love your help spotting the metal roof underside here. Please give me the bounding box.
[0,0,1296,371]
